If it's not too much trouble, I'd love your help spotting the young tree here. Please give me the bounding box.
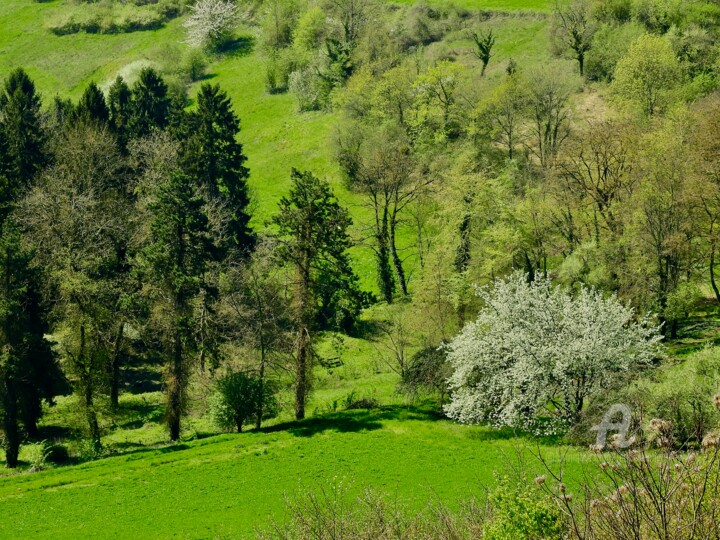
[272,169,359,419]
[183,0,238,51]
[611,34,682,116]
[477,73,529,159]
[209,370,279,432]
[554,0,595,76]
[469,29,495,77]
[140,170,216,441]
[445,273,662,429]
[526,65,577,169]
[220,239,292,429]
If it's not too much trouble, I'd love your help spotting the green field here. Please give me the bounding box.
[0,409,581,539]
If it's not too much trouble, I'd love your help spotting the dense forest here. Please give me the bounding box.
[4,0,720,537]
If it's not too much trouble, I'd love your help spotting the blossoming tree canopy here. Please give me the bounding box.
[444,273,664,430]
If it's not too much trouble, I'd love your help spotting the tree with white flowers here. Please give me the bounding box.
[184,0,237,51]
[444,273,663,430]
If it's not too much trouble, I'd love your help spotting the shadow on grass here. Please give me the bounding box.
[218,35,254,57]
[263,405,442,438]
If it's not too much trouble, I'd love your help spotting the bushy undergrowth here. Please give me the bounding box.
[258,479,564,540]
[46,0,184,35]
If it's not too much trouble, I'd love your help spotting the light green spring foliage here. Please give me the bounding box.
[445,272,663,430]
[611,33,682,115]
[483,479,565,540]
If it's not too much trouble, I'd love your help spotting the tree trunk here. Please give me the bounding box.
[710,244,720,308]
[389,218,408,297]
[294,258,312,421]
[455,208,471,273]
[255,342,266,431]
[79,323,101,451]
[2,382,19,468]
[578,52,584,76]
[109,321,124,409]
[168,325,184,441]
[376,207,394,303]
[295,328,309,420]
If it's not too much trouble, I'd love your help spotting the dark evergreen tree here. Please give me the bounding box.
[73,82,109,126]
[0,224,59,468]
[141,171,216,441]
[272,169,361,419]
[0,69,47,201]
[108,76,132,151]
[129,68,170,139]
[181,83,254,258]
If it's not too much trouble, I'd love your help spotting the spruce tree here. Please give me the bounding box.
[108,76,132,151]
[0,68,47,199]
[181,83,254,258]
[129,68,170,139]
[0,224,59,468]
[73,82,109,126]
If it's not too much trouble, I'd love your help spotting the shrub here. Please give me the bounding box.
[180,49,208,82]
[209,371,279,433]
[399,346,451,404]
[288,66,330,111]
[483,480,565,540]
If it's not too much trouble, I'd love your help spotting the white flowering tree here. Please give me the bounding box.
[183,0,237,51]
[444,273,663,430]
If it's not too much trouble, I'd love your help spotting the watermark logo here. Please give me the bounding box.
[591,404,635,449]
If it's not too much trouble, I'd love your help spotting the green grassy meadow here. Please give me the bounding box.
[0,409,580,539]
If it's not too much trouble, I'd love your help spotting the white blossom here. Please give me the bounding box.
[444,272,663,430]
[183,0,238,50]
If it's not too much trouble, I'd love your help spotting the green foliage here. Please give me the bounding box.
[293,6,328,51]
[483,480,565,540]
[611,33,682,115]
[584,21,644,82]
[129,67,171,138]
[180,83,255,258]
[209,370,279,432]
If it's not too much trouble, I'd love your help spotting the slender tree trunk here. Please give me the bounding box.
[375,205,394,303]
[455,207,472,273]
[255,341,266,430]
[578,53,584,76]
[389,217,408,297]
[79,323,101,451]
[168,323,184,441]
[710,244,720,308]
[2,381,19,468]
[110,321,124,409]
[294,259,312,421]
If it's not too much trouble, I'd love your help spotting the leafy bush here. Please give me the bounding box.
[209,371,279,433]
[483,480,565,540]
[399,346,451,404]
[289,66,330,112]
